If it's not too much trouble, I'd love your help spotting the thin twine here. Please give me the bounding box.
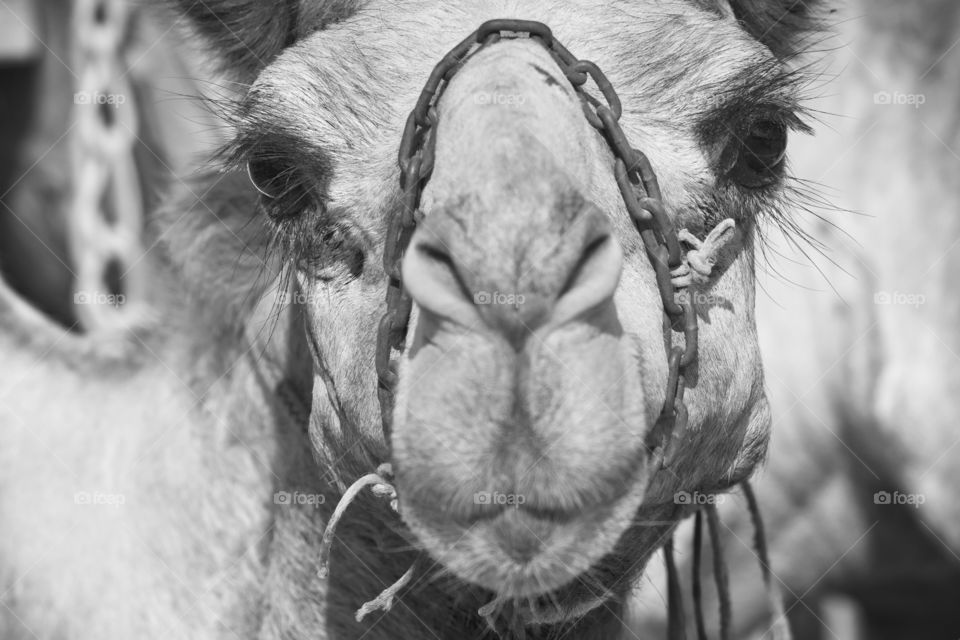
[316,463,421,621]
[664,536,687,640]
[692,510,709,640]
[355,556,422,623]
[704,503,731,640]
[741,481,793,640]
[317,464,398,579]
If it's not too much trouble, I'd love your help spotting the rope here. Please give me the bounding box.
[692,510,709,640]
[479,596,507,635]
[316,463,425,624]
[356,556,421,622]
[317,464,397,579]
[673,220,737,288]
[664,536,687,640]
[704,504,731,640]
[741,481,793,640]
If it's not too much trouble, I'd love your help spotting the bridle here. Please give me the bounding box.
[375,19,697,466]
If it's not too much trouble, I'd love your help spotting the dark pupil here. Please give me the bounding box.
[744,121,787,173]
[249,158,293,199]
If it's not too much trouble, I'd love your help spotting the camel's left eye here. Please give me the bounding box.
[728,119,788,188]
[247,155,311,220]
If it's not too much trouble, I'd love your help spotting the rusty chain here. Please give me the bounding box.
[70,0,145,328]
[378,19,698,465]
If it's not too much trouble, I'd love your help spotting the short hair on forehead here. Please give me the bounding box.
[689,0,827,59]
[170,0,824,81]
[166,0,361,80]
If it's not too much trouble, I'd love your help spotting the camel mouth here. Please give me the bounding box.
[396,453,651,598]
[390,286,655,597]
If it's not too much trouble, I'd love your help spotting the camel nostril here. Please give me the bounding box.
[558,233,614,299]
[550,231,623,328]
[415,243,470,297]
[403,231,484,328]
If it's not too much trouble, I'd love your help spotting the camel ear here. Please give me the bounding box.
[167,0,301,80]
[725,0,828,59]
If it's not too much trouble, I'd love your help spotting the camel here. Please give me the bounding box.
[0,1,826,638]
[633,1,960,638]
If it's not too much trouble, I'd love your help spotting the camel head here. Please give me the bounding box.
[171,0,823,622]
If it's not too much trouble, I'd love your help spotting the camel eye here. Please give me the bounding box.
[728,119,788,188]
[247,155,311,219]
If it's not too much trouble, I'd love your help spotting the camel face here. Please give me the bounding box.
[225,0,817,610]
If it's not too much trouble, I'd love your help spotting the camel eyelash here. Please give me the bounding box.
[222,127,332,225]
[695,58,814,140]
[246,152,317,221]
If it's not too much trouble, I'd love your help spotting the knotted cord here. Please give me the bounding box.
[673,220,738,289]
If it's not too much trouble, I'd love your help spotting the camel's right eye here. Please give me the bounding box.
[247,155,312,220]
[727,119,789,189]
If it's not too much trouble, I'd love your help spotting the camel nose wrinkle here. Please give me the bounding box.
[402,202,623,343]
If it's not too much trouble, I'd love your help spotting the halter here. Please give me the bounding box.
[375,19,697,466]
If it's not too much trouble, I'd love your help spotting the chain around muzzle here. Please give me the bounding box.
[375,19,699,467]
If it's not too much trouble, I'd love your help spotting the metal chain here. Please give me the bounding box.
[70,0,145,328]
[379,20,699,466]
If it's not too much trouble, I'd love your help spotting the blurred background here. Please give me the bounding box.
[1,1,958,638]
[0,0,220,329]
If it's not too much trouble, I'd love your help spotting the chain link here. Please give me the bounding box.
[70,0,144,328]
[378,20,700,466]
